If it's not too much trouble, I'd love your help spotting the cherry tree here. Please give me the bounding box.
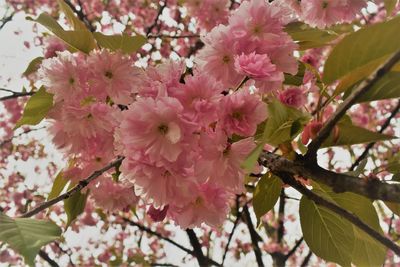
[1,0,400,266]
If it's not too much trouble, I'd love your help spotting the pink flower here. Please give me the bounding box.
[39,51,88,103]
[196,25,243,88]
[90,177,137,212]
[221,91,267,137]
[43,36,67,58]
[171,73,223,126]
[300,0,366,28]
[195,130,256,193]
[278,87,307,108]
[119,97,192,163]
[234,52,278,79]
[169,183,230,229]
[120,156,195,207]
[147,205,169,222]
[88,50,141,105]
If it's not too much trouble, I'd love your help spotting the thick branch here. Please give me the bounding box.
[242,205,264,267]
[276,172,400,256]
[306,50,400,158]
[350,99,400,171]
[20,157,124,218]
[186,229,210,267]
[260,152,400,203]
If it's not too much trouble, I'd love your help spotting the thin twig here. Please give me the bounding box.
[221,196,242,265]
[277,172,400,256]
[0,127,46,148]
[284,237,304,260]
[38,250,59,267]
[350,99,400,171]
[300,251,312,267]
[146,1,167,36]
[20,157,124,218]
[306,50,400,159]
[242,205,264,267]
[0,90,34,101]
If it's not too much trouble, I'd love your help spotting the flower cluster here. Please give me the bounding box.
[285,0,367,28]
[40,45,268,228]
[197,0,298,93]
[117,61,267,228]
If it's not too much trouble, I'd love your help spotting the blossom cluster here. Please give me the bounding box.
[197,0,298,93]
[39,48,270,228]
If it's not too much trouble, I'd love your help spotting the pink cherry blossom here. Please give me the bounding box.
[278,87,307,108]
[221,91,268,137]
[234,52,278,79]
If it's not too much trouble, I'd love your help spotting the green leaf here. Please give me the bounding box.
[253,174,283,226]
[15,87,53,129]
[26,13,64,33]
[300,191,355,267]
[47,172,68,200]
[285,22,341,50]
[242,142,264,172]
[29,13,96,53]
[322,119,395,148]
[323,16,400,84]
[57,0,87,31]
[345,158,368,177]
[384,0,398,15]
[64,183,88,228]
[355,72,400,103]
[23,57,44,77]
[93,32,147,54]
[328,191,386,267]
[0,212,61,266]
[264,100,310,146]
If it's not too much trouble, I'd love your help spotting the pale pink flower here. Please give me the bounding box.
[120,156,195,207]
[196,25,242,89]
[43,36,67,58]
[278,87,307,108]
[39,51,87,103]
[235,52,278,79]
[90,177,137,212]
[119,97,192,163]
[221,91,268,137]
[300,0,367,29]
[171,73,223,126]
[195,130,256,193]
[88,50,141,105]
[169,183,230,229]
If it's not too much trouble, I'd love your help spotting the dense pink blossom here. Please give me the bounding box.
[90,177,137,212]
[118,97,191,163]
[234,52,279,80]
[169,183,230,229]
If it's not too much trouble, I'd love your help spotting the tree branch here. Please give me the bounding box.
[0,88,34,101]
[350,99,400,171]
[186,229,211,267]
[38,250,59,267]
[306,50,400,159]
[242,205,264,267]
[284,237,303,261]
[300,251,312,267]
[63,0,95,32]
[276,172,400,256]
[146,1,167,36]
[221,196,241,265]
[260,152,400,203]
[20,157,124,218]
